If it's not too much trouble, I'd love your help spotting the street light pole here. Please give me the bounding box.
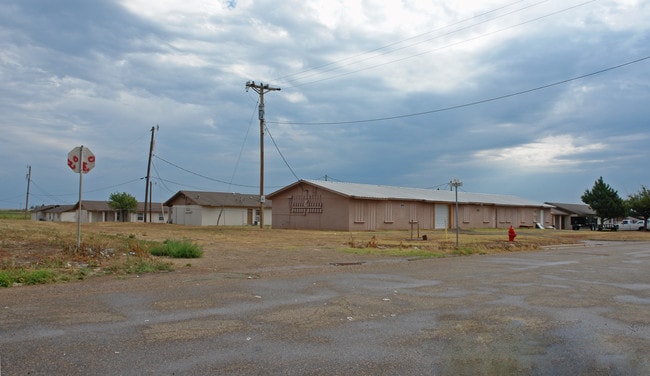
[450,178,463,248]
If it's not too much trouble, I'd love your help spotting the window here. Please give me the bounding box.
[463,206,471,223]
[498,208,513,223]
[384,203,393,223]
[483,206,490,223]
[409,205,417,222]
[354,202,365,223]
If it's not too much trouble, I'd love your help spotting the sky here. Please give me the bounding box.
[1,0,649,209]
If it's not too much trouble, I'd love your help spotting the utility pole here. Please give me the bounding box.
[144,125,157,223]
[450,178,463,248]
[245,81,281,228]
[24,165,31,219]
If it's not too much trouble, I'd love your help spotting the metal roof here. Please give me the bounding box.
[164,191,272,208]
[545,202,595,216]
[299,180,550,207]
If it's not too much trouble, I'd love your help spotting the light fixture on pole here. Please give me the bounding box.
[450,178,463,248]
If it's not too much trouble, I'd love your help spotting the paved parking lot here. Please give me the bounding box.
[1,241,649,375]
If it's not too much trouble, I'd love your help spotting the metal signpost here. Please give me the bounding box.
[67,145,95,248]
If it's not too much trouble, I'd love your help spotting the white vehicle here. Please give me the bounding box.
[617,219,648,231]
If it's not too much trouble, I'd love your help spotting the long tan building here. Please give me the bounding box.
[267,180,552,231]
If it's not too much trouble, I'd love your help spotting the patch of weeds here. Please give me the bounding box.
[106,258,173,275]
[339,247,445,259]
[149,239,203,258]
[75,268,90,280]
[0,271,12,287]
[451,247,476,256]
[0,267,62,287]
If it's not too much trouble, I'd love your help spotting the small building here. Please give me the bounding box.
[545,202,597,230]
[31,204,76,222]
[164,191,272,226]
[31,201,167,223]
[267,179,552,231]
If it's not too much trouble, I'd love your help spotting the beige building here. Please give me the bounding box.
[546,202,597,230]
[267,180,552,231]
[31,201,167,223]
[164,191,272,226]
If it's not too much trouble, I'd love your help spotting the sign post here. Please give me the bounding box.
[67,145,95,248]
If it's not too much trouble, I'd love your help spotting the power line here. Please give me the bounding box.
[27,177,144,204]
[153,153,260,188]
[273,0,536,85]
[278,0,594,89]
[265,124,300,181]
[228,99,259,191]
[151,160,174,194]
[268,55,650,126]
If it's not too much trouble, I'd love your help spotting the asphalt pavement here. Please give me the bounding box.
[1,240,649,375]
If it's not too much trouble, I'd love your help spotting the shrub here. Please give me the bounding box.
[150,239,203,258]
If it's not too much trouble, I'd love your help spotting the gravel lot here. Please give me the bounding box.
[1,238,649,375]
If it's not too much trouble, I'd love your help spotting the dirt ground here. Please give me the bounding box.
[1,227,648,375]
[2,219,650,279]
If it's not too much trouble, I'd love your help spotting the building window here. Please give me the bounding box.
[384,203,393,223]
[137,213,143,221]
[498,208,513,223]
[290,194,323,215]
[354,202,365,223]
[463,206,471,223]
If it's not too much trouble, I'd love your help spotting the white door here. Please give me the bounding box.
[435,204,449,229]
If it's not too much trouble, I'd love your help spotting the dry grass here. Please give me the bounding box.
[2,219,650,286]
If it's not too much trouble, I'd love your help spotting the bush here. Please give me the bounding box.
[150,239,203,258]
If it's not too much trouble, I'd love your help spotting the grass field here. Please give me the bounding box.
[2,218,649,287]
[0,209,29,220]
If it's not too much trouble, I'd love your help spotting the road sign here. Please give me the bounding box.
[67,146,95,174]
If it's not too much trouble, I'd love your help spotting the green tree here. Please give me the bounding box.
[108,192,138,222]
[627,186,650,230]
[581,177,626,225]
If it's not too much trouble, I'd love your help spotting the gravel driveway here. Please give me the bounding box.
[1,241,649,375]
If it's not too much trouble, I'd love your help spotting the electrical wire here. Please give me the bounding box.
[227,99,259,191]
[27,177,144,204]
[282,0,596,89]
[273,0,536,85]
[83,177,144,194]
[265,124,300,181]
[268,55,650,126]
[153,153,260,188]
[151,160,174,194]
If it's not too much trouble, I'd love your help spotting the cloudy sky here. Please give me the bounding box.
[1,0,649,209]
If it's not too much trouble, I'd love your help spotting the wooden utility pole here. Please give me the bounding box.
[144,126,157,223]
[245,81,281,228]
[24,165,31,219]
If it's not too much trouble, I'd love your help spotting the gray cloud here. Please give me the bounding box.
[1,0,649,208]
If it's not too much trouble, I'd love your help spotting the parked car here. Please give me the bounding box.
[617,218,648,231]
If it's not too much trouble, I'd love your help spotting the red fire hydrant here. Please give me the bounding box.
[508,225,517,242]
